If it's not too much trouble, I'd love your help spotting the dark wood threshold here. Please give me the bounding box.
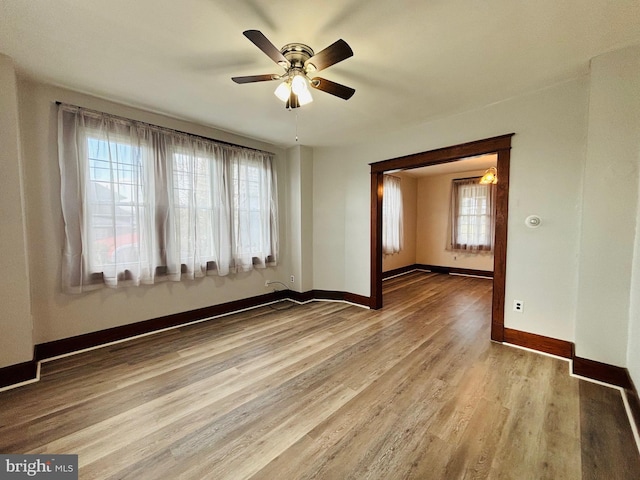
[382,264,492,280]
[0,359,38,389]
[503,327,574,358]
[572,356,633,390]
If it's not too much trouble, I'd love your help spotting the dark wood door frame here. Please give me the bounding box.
[369,134,514,342]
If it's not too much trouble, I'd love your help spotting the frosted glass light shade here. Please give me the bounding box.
[291,74,307,95]
[274,82,290,102]
[298,88,313,105]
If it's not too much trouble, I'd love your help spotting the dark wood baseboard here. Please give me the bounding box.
[503,327,574,359]
[36,290,288,361]
[572,356,633,390]
[417,264,493,278]
[382,265,425,279]
[1,287,371,389]
[286,290,315,303]
[35,288,370,363]
[312,289,369,306]
[288,289,370,307]
[343,292,370,306]
[503,328,640,435]
[0,359,38,389]
[382,264,493,280]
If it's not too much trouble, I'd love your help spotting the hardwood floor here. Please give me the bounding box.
[1,272,638,479]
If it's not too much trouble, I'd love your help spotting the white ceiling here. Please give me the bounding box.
[401,154,497,178]
[1,0,639,148]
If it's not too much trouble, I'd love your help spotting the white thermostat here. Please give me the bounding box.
[525,215,542,228]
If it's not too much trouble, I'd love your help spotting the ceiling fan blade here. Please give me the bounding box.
[243,30,289,67]
[232,74,280,84]
[305,39,353,72]
[310,77,355,100]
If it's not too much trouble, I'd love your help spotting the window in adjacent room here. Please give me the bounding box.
[382,174,403,255]
[450,176,496,252]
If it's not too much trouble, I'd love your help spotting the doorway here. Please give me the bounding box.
[369,134,513,342]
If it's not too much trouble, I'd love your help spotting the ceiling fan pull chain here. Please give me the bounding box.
[295,111,299,142]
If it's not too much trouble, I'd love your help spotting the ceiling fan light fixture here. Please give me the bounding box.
[291,74,308,95]
[274,81,291,102]
[479,167,498,185]
[285,91,300,110]
[298,88,313,106]
[233,30,355,107]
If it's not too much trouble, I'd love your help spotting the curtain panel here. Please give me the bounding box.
[382,174,404,255]
[450,177,496,252]
[58,104,278,293]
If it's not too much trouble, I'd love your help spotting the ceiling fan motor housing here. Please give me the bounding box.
[280,43,315,72]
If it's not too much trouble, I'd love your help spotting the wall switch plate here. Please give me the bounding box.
[265,280,270,287]
[513,300,524,313]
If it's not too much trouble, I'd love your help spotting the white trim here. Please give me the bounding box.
[287,297,370,309]
[382,268,431,281]
[450,272,493,279]
[499,340,570,362]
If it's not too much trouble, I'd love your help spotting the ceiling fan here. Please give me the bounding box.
[232,30,355,109]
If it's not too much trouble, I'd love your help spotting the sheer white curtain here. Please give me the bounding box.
[58,104,278,293]
[450,177,496,252]
[227,148,278,272]
[382,174,403,255]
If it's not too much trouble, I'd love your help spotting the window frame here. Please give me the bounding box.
[450,176,496,252]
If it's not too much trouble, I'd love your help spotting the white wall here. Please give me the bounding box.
[0,55,33,368]
[16,78,289,346]
[415,169,494,272]
[286,145,314,292]
[313,76,589,342]
[575,45,640,367]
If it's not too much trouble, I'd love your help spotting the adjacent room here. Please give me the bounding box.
[1,1,639,478]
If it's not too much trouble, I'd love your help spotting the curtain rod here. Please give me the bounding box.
[55,101,276,156]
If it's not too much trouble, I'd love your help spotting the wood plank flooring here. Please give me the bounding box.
[1,272,638,479]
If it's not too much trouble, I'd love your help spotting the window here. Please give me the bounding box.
[86,137,151,279]
[450,177,496,252]
[382,174,403,255]
[58,104,278,292]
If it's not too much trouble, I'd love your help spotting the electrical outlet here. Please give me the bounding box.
[265,280,270,287]
[290,275,295,283]
[513,300,524,313]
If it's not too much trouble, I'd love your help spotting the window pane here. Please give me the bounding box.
[86,136,147,273]
[452,180,494,251]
